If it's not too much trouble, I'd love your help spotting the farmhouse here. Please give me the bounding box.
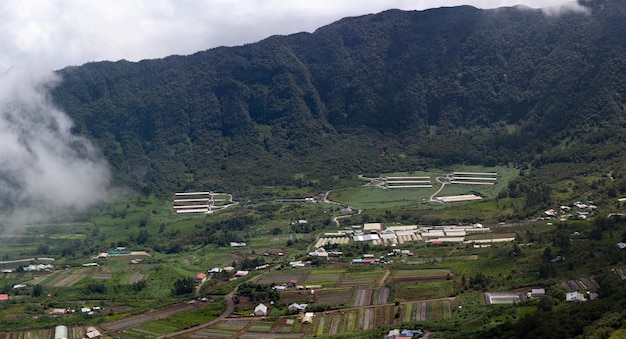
[287,279,299,287]
[254,303,268,316]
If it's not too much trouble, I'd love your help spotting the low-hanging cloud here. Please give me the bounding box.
[0,66,113,225]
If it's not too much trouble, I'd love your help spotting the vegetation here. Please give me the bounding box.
[3,1,626,338]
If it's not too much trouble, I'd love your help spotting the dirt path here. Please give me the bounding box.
[379,267,391,287]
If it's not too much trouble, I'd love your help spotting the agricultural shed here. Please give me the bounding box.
[55,325,68,339]
[353,234,380,242]
[235,270,249,277]
[302,312,315,323]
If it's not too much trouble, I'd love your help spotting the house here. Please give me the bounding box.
[566,291,586,302]
[230,242,247,247]
[208,267,223,274]
[617,242,626,250]
[287,279,299,288]
[235,270,249,277]
[386,328,423,339]
[0,294,9,301]
[288,303,308,313]
[13,284,26,289]
[194,273,207,284]
[254,303,268,316]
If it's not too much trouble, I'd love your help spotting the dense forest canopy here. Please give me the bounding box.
[51,0,626,197]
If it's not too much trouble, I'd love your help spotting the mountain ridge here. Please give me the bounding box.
[51,0,626,198]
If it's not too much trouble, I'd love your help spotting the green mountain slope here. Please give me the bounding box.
[51,0,626,197]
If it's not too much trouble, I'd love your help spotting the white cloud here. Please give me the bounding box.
[0,1,575,70]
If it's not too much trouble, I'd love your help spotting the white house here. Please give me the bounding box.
[254,303,268,316]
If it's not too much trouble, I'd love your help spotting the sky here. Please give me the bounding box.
[0,0,584,225]
[0,0,579,71]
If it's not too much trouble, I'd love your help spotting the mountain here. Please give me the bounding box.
[51,0,626,198]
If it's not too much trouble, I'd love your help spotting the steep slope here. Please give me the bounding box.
[51,0,626,196]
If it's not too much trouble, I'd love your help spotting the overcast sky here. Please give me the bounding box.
[0,0,577,71]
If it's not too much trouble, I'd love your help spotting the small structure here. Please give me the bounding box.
[194,273,207,284]
[288,303,308,313]
[0,294,9,301]
[287,279,299,288]
[235,270,249,277]
[302,312,315,323]
[230,242,247,247]
[208,267,223,274]
[254,303,268,316]
[617,242,626,250]
[363,223,383,233]
[84,327,102,339]
[55,325,68,339]
[566,291,586,302]
[531,288,546,297]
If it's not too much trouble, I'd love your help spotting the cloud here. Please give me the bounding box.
[0,1,573,70]
[541,1,591,16]
[0,66,113,225]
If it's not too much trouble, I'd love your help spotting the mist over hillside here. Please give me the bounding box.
[50,0,626,197]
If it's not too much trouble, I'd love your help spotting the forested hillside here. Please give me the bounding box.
[51,0,626,198]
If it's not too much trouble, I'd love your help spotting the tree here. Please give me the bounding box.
[32,284,43,298]
[172,277,194,295]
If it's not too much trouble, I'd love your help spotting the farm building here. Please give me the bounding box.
[566,291,587,302]
[55,325,68,339]
[235,270,249,277]
[353,233,381,243]
[484,292,525,305]
[254,303,268,316]
[288,303,308,313]
[531,288,545,297]
[194,273,207,284]
[84,327,102,339]
[287,279,299,287]
[230,242,247,247]
[0,294,9,301]
[308,247,329,259]
[302,312,315,323]
[363,223,383,232]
